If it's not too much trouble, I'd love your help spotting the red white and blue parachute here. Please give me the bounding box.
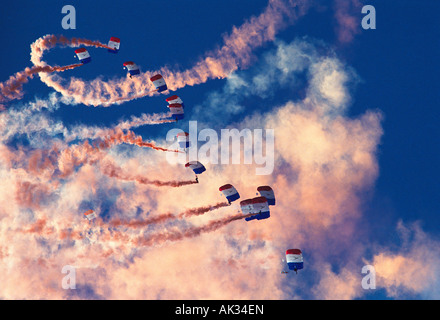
[168,103,184,121]
[75,48,91,64]
[240,196,270,221]
[150,74,168,92]
[166,95,184,108]
[257,186,275,206]
[108,37,120,53]
[286,249,303,273]
[219,184,240,203]
[185,161,206,175]
[84,209,97,221]
[177,132,190,149]
[123,61,140,76]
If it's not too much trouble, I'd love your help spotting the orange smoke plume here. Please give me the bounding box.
[177,202,230,218]
[100,128,182,153]
[0,63,82,106]
[107,202,230,229]
[132,212,256,247]
[101,161,196,188]
[29,0,310,106]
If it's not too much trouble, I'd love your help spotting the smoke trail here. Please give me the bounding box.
[107,202,230,229]
[108,213,175,229]
[30,34,112,57]
[29,0,310,106]
[19,207,252,251]
[0,115,178,185]
[136,177,198,187]
[60,112,175,142]
[107,129,182,153]
[20,217,84,241]
[51,128,178,178]
[0,64,82,107]
[93,128,182,153]
[132,212,255,247]
[115,112,176,131]
[101,161,197,188]
[177,202,230,218]
[0,100,173,144]
[29,34,150,106]
[7,126,174,181]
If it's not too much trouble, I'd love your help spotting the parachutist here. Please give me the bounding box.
[166,95,185,109]
[242,197,270,222]
[285,249,303,274]
[74,48,92,64]
[195,176,199,183]
[108,37,120,53]
[257,186,275,206]
[168,103,184,122]
[150,74,168,92]
[123,62,140,78]
[177,132,190,150]
[219,184,240,205]
[186,161,206,176]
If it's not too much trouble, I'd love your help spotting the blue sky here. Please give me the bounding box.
[0,0,439,300]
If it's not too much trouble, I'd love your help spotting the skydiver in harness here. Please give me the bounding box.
[195,176,199,183]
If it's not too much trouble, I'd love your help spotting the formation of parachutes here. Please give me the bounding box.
[218,183,302,273]
[74,37,179,121]
[77,37,303,275]
[219,184,275,221]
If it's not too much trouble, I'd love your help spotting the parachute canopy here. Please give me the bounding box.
[108,37,120,53]
[240,196,270,221]
[84,209,97,221]
[75,48,91,64]
[286,249,303,272]
[185,161,206,175]
[150,74,167,92]
[177,132,190,149]
[168,103,184,120]
[219,184,240,203]
[123,61,140,76]
[257,186,275,206]
[166,95,184,108]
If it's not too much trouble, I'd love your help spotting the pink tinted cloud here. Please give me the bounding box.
[0,3,396,300]
[370,222,440,298]
[333,0,362,44]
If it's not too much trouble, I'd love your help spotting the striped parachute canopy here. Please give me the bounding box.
[108,37,120,53]
[150,74,168,92]
[84,209,97,221]
[185,161,206,175]
[257,186,275,206]
[166,95,184,108]
[123,61,140,76]
[240,196,270,221]
[168,103,184,120]
[75,48,91,64]
[219,184,240,203]
[286,249,303,273]
[177,132,190,149]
